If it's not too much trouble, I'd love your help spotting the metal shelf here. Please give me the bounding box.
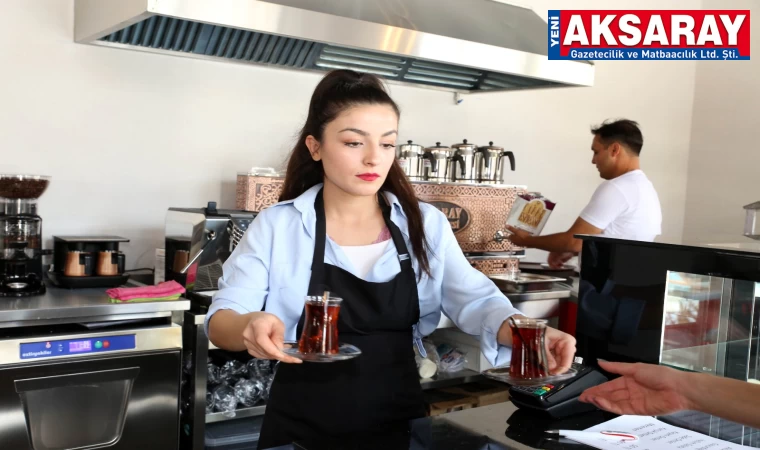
[420,369,485,390]
[204,370,484,424]
[206,404,266,424]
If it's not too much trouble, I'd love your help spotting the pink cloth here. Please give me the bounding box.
[107,280,185,300]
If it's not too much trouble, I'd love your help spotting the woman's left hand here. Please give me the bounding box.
[544,327,576,374]
[498,317,576,375]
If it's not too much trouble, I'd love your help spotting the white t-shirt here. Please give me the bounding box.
[339,240,390,279]
[579,170,662,242]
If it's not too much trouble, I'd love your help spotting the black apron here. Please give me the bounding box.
[257,190,426,449]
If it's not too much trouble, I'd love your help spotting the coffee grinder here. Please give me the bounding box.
[0,174,51,297]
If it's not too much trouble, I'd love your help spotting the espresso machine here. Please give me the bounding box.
[0,174,50,297]
[165,201,256,309]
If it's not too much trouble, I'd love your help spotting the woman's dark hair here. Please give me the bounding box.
[279,69,432,278]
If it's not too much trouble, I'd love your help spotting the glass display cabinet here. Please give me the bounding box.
[662,272,758,381]
[576,236,760,447]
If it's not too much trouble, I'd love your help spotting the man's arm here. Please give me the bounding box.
[506,217,602,253]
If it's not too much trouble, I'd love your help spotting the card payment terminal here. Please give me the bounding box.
[508,357,608,419]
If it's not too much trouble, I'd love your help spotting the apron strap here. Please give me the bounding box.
[379,193,414,271]
[309,190,328,296]
[310,188,415,292]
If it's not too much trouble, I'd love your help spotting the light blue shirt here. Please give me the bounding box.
[206,184,520,366]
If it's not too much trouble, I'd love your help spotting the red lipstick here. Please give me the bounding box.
[356,173,380,181]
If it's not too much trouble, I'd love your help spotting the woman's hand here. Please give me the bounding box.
[498,316,576,375]
[242,312,302,364]
[579,360,691,416]
[544,326,576,374]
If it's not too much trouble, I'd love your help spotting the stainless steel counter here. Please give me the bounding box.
[0,285,190,327]
[437,285,571,329]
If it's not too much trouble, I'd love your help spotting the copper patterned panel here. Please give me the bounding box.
[235,176,526,253]
[467,258,519,275]
[413,183,527,253]
[237,175,284,211]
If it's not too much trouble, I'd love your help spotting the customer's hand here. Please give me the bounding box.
[579,360,691,415]
[243,312,302,364]
[547,251,574,269]
[544,327,576,374]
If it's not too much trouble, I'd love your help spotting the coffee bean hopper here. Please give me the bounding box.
[0,174,51,296]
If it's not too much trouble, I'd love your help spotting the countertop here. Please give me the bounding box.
[264,401,760,450]
[263,401,615,450]
[0,283,190,327]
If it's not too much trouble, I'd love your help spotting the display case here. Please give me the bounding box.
[576,236,760,447]
[662,272,759,382]
[575,236,760,383]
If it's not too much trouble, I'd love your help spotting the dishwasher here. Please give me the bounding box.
[0,319,182,450]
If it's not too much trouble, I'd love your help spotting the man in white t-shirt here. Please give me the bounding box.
[506,119,662,268]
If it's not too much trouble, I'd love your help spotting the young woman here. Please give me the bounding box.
[207,69,576,448]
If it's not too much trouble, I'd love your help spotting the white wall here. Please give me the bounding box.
[1,0,700,270]
[682,0,759,245]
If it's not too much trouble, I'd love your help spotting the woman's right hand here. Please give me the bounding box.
[242,312,302,364]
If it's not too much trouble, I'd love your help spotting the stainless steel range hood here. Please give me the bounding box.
[74,0,594,93]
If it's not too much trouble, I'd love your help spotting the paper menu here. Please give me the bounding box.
[568,415,748,450]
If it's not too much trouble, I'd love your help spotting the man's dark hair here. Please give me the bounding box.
[591,119,643,156]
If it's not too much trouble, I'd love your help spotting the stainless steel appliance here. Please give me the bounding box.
[74,0,594,94]
[422,142,455,182]
[0,174,50,297]
[489,272,568,293]
[0,286,189,450]
[744,201,760,240]
[0,326,182,450]
[165,202,256,299]
[450,139,478,182]
[396,140,425,180]
[475,141,516,183]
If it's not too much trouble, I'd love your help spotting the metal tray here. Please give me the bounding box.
[489,273,566,285]
[465,255,525,261]
[489,273,566,293]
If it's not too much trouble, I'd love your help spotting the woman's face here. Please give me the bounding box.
[307,104,398,198]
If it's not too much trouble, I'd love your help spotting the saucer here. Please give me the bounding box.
[282,342,361,363]
[482,365,579,386]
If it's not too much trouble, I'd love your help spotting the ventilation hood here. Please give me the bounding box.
[74,0,594,93]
